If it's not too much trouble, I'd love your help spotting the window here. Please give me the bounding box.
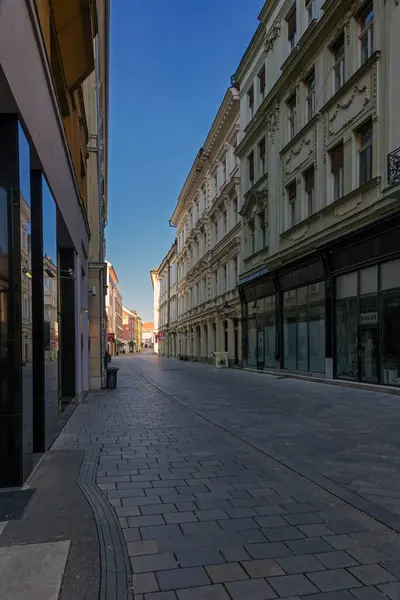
[331,142,344,201]
[213,171,218,195]
[259,210,266,248]
[306,0,315,25]
[305,69,315,121]
[360,2,374,64]
[232,257,237,289]
[248,219,255,255]
[248,151,255,185]
[258,137,266,176]
[214,219,219,244]
[202,186,207,211]
[287,181,297,228]
[213,271,218,296]
[248,84,254,119]
[222,265,227,294]
[358,120,373,186]
[287,93,296,140]
[222,155,227,182]
[287,7,297,52]
[233,198,238,224]
[258,66,266,100]
[304,166,315,216]
[223,210,227,235]
[332,34,345,92]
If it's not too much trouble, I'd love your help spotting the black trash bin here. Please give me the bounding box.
[106,367,119,389]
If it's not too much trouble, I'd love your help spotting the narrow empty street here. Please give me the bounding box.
[49,355,400,599]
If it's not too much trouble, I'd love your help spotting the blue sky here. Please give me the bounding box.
[107,0,264,321]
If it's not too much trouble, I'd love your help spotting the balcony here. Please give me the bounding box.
[388,148,400,186]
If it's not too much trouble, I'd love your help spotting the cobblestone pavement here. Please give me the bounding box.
[54,355,400,600]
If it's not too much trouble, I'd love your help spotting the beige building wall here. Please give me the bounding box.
[83,0,109,388]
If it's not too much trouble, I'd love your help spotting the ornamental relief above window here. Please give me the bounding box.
[284,130,315,178]
[328,77,371,137]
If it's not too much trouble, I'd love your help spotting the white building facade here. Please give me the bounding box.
[156,242,178,357]
[170,87,242,366]
[236,0,400,386]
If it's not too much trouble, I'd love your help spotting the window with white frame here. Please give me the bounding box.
[233,197,238,225]
[287,6,297,52]
[258,65,266,101]
[223,210,227,235]
[213,170,218,196]
[202,185,207,211]
[287,181,297,228]
[248,151,255,186]
[214,218,219,244]
[213,270,218,296]
[247,84,254,119]
[332,33,345,93]
[360,2,374,64]
[306,0,315,26]
[259,210,266,248]
[287,93,296,140]
[304,166,315,217]
[222,265,227,294]
[305,69,315,121]
[222,154,227,183]
[330,142,344,201]
[258,137,266,176]
[248,219,255,255]
[358,119,373,186]
[232,256,238,289]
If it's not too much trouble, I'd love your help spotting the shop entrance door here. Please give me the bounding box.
[359,324,378,383]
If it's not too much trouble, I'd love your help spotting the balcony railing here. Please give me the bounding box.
[388,148,400,185]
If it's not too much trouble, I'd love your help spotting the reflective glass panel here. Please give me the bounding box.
[19,125,33,449]
[42,177,59,415]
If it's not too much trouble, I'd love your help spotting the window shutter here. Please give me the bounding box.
[287,9,297,38]
[331,143,344,171]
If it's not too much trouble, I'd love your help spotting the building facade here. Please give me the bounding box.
[84,0,110,390]
[170,87,242,366]
[155,242,178,358]
[236,0,400,386]
[0,0,103,486]
[122,306,136,353]
[150,269,160,353]
[142,322,155,348]
[106,261,123,355]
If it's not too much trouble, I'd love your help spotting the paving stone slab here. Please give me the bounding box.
[268,573,319,597]
[226,577,278,599]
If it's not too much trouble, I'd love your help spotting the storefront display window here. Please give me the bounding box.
[380,259,400,386]
[335,261,400,386]
[247,317,257,367]
[336,272,358,380]
[283,284,325,373]
[264,295,276,368]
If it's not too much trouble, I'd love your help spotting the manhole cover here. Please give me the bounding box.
[0,489,35,520]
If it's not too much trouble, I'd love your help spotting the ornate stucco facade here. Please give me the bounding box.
[236,0,400,386]
[169,87,243,366]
